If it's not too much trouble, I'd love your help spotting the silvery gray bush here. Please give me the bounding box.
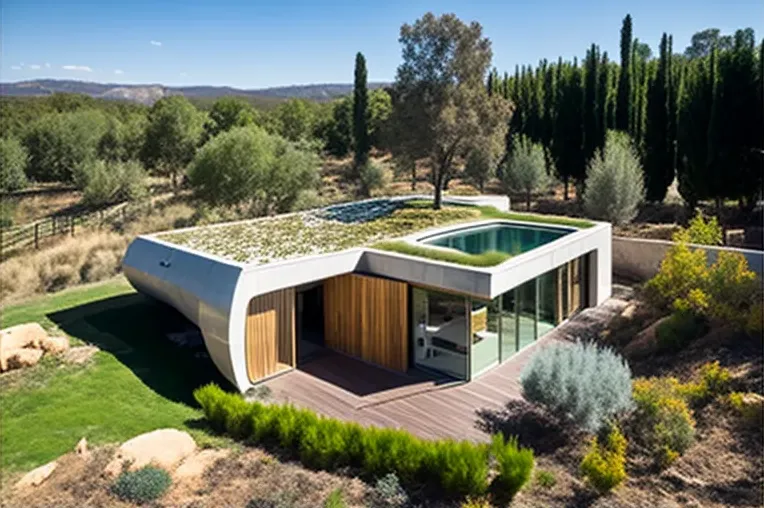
[520,340,633,432]
[583,131,645,225]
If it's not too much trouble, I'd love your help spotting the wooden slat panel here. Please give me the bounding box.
[323,274,409,372]
[246,288,295,382]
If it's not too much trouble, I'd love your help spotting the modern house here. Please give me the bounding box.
[123,196,612,391]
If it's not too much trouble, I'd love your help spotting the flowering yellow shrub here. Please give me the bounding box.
[706,252,760,329]
[580,425,627,493]
[646,242,709,309]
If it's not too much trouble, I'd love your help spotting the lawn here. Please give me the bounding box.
[0,276,228,474]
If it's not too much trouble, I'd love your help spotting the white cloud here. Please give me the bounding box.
[62,65,93,72]
[150,40,162,46]
[114,69,124,75]
[29,64,41,70]
[11,66,21,70]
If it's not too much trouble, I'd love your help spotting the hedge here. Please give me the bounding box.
[194,383,534,500]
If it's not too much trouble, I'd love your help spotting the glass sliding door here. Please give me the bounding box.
[500,289,517,362]
[537,269,557,338]
[516,278,537,351]
[411,288,468,379]
[470,297,500,375]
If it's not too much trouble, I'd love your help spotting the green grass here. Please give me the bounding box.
[372,241,511,267]
[0,277,229,474]
[476,206,595,228]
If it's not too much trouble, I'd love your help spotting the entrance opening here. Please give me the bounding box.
[296,283,325,363]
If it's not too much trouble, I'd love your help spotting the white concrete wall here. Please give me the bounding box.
[612,236,764,281]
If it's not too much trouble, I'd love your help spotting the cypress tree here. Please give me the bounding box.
[616,14,633,131]
[551,59,585,199]
[583,44,600,165]
[643,34,672,202]
[706,45,724,211]
[503,71,510,99]
[677,57,712,208]
[352,52,370,169]
[597,51,610,151]
[487,70,494,96]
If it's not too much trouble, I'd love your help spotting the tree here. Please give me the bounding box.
[584,131,644,225]
[321,97,353,156]
[98,113,148,162]
[643,33,673,202]
[503,135,550,210]
[464,141,499,193]
[353,52,371,169]
[583,45,603,166]
[616,14,633,132]
[187,126,319,214]
[204,97,258,140]
[0,137,28,193]
[685,28,733,59]
[273,99,316,142]
[390,13,511,209]
[74,159,147,206]
[23,110,109,182]
[142,96,204,188]
[550,60,585,199]
[368,88,393,149]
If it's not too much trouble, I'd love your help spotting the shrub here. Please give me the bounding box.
[580,424,627,493]
[632,377,696,465]
[464,144,497,193]
[705,251,760,328]
[491,434,534,499]
[427,440,490,498]
[645,242,709,310]
[502,135,550,210]
[656,310,707,351]
[362,427,426,483]
[323,488,347,508]
[74,159,148,206]
[727,392,764,426]
[583,131,644,225]
[299,417,350,470]
[520,341,633,432]
[535,470,556,488]
[461,496,491,508]
[673,210,723,246]
[0,137,28,193]
[110,466,172,504]
[678,361,733,404]
[371,473,409,507]
[359,161,388,197]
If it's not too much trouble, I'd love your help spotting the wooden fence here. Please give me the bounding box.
[0,200,152,257]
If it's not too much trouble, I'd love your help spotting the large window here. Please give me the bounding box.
[411,288,469,379]
[470,298,500,375]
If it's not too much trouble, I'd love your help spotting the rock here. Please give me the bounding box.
[6,348,44,370]
[62,345,99,365]
[623,316,669,358]
[620,303,637,320]
[40,336,70,354]
[0,323,47,371]
[75,437,91,461]
[173,449,230,481]
[14,461,57,489]
[103,429,197,478]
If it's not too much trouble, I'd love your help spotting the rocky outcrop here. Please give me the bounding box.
[41,337,70,354]
[7,349,44,369]
[103,429,197,477]
[0,323,72,372]
[14,461,57,489]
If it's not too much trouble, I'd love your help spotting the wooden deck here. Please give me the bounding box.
[261,292,631,442]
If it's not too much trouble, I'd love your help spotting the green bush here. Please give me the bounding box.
[535,470,556,488]
[359,161,387,197]
[110,466,172,504]
[323,488,347,508]
[580,424,627,493]
[674,210,723,246]
[656,310,707,351]
[371,473,409,507]
[193,383,496,499]
[0,137,28,193]
[491,435,534,499]
[632,377,696,466]
[74,159,147,207]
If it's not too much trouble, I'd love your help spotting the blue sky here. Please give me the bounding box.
[2,0,762,89]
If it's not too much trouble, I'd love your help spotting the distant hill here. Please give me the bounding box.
[0,79,390,105]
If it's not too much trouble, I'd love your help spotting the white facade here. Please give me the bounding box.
[123,196,611,391]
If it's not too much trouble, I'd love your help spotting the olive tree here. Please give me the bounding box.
[0,137,28,193]
[142,96,205,188]
[583,131,645,224]
[390,12,511,209]
[187,126,319,214]
[204,96,258,140]
[74,159,147,206]
[503,136,550,210]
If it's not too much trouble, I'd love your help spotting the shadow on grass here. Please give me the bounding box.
[48,293,230,406]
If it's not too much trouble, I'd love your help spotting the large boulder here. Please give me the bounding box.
[0,323,47,371]
[41,336,70,355]
[103,429,197,478]
[6,349,44,370]
[14,460,57,489]
[623,316,669,358]
[173,449,230,482]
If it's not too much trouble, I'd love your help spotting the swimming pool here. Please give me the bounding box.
[421,223,572,256]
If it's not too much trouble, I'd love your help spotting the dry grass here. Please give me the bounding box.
[0,232,129,304]
[6,188,82,225]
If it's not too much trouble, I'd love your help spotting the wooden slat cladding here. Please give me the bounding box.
[323,274,409,372]
[246,288,295,382]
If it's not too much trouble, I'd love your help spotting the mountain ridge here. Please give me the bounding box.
[0,79,390,105]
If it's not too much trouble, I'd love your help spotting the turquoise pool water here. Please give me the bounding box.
[423,223,571,256]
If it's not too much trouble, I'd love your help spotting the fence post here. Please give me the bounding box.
[70,215,75,236]
[35,223,39,249]
[52,216,56,236]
